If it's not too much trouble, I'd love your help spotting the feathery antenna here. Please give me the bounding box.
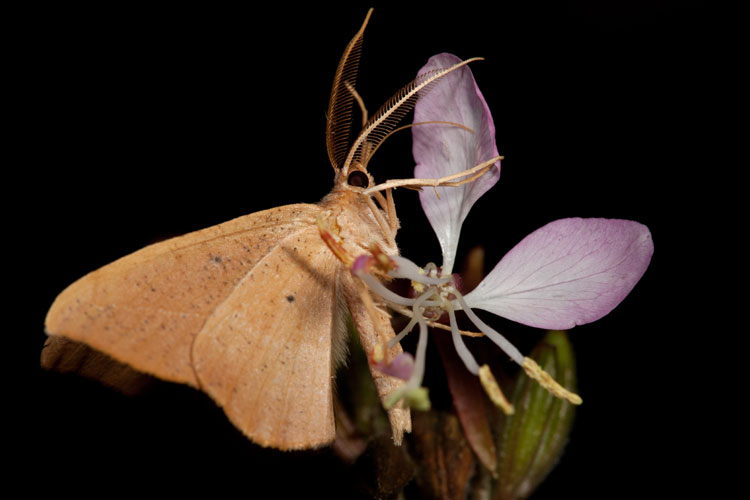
[326,8,373,171]
[343,57,483,174]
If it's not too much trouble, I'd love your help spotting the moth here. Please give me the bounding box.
[42,9,482,450]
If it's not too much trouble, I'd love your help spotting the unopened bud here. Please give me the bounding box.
[495,330,577,500]
[403,387,431,411]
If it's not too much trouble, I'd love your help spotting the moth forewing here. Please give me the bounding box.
[44,204,323,389]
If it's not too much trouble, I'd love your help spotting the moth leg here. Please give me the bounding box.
[385,188,399,233]
[363,155,502,194]
[365,195,394,245]
[342,273,412,445]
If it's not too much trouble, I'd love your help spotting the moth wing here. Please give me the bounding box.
[192,225,343,450]
[341,272,412,444]
[41,335,154,395]
[44,204,322,387]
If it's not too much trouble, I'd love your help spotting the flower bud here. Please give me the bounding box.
[403,387,431,411]
[495,330,577,499]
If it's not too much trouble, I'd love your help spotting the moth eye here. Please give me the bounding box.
[347,170,369,188]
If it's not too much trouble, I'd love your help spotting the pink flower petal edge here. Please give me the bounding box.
[413,53,500,272]
[463,218,653,330]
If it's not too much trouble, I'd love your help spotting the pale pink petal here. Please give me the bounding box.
[463,218,653,329]
[372,352,415,381]
[413,53,500,273]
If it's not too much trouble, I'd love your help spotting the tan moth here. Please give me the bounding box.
[42,8,490,450]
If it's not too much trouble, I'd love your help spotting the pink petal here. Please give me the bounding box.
[463,218,653,329]
[413,53,500,273]
[372,352,415,381]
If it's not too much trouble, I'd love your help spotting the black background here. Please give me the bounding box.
[23,1,715,498]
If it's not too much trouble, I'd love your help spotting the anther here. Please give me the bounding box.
[522,357,583,405]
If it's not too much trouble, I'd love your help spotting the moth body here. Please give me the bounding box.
[42,8,468,450]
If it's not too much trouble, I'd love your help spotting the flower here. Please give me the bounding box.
[369,53,653,410]
[319,53,653,413]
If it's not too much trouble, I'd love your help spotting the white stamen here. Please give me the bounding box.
[388,288,437,349]
[414,287,440,309]
[453,291,525,365]
[390,316,419,349]
[407,318,430,390]
[447,306,480,375]
[359,270,444,308]
[357,272,415,306]
[389,256,452,285]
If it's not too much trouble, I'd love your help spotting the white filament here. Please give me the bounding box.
[453,291,524,365]
[447,305,480,375]
[407,319,430,390]
[390,316,419,349]
[357,272,415,306]
[388,288,438,349]
[389,256,452,285]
